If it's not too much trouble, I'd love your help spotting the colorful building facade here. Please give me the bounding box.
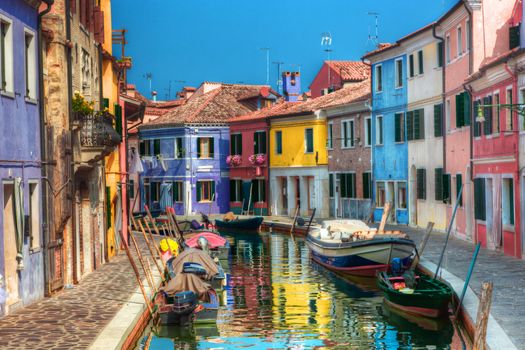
[309,61,369,98]
[0,0,48,315]
[364,46,409,224]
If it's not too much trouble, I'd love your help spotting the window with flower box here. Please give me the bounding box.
[231,133,242,155]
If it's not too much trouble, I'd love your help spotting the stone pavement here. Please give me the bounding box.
[383,224,525,350]
[0,237,155,350]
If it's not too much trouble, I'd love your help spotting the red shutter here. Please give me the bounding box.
[93,7,105,44]
[87,0,94,33]
[70,0,76,14]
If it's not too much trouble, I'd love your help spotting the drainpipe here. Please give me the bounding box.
[463,83,474,182]
[361,58,375,212]
[38,0,54,295]
[433,23,446,173]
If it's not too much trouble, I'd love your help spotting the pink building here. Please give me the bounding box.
[308,61,369,98]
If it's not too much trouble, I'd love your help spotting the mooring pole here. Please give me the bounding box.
[434,184,463,279]
[455,242,481,316]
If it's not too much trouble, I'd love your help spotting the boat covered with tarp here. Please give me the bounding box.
[215,214,264,231]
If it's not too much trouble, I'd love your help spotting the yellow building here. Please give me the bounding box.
[269,111,329,218]
[101,0,121,258]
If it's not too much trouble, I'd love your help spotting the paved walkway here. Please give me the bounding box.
[0,238,154,350]
[388,224,525,349]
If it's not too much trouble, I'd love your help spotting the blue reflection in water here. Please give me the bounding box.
[145,232,454,350]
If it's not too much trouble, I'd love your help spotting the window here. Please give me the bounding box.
[506,88,514,131]
[24,30,36,100]
[494,93,500,133]
[434,104,443,137]
[230,179,242,202]
[437,42,444,68]
[341,120,354,148]
[365,116,372,147]
[363,172,372,199]
[153,139,161,156]
[376,182,386,207]
[397,182,407,209]
[329,174,334,197]
[466,20,471,51]
[150,181,161,203]
[417,169,426,200]
[394,112,405,143]
[254,131,266,154]
[376,116,383,145]
[172,181,183,202]
[442,173,451,205]
[418,50,424,75]
[409,54,415,78]
[483,95,493,135]
[305,128,314,153]
[197,137,214,158]
[474,178,486,221]
[0,17,13,92]
[340,173,356,198]
[29,182,40,250]
[473,99,482,137]
[456,174,463,207]
[446,35,451,63]
[509,24,520,50]
[251,179,266,203]
[446,99,451,132]
[197,180,215,202]
[406,109,424,140]
[375,64,382,92]
[144,179,150,206]
[435,168,443,201]
[457,26,463,55]
[502,178,514,226]
[175,137,184,158]
[139,140,151,156]
[395,58,403,88]
[455,92,471,128]
[327,122,333,149]
[275,130,282,154]
[231,133,242,155]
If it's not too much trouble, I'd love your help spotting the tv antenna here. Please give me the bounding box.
[144,72,153,97]
[272,61,284,95]
[367,12,380,47]
[165,80,186,100]
[260,47,270,85]
[321,32,333,91]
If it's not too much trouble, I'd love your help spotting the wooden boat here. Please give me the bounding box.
[306,220,416,277]
[155,287,219,326]
[215,216,264,231]
[377,271,453,318]
[184,231,230,260]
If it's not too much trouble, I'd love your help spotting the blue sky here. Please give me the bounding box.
[112,0,457,100]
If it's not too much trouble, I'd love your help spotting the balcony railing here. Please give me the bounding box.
[75,111,121,148]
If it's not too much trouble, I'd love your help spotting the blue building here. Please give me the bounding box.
[138,83,273,215]
[0,0,51,315]
[363,44,409,224]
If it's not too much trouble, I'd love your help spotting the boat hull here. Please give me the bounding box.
[307,234,416,277]
[158,290,219,326]
[215,217,264,231]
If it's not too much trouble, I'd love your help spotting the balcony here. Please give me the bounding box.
[73,111,122,168]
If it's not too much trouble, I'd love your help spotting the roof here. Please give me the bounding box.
[362,43,397,60]
[142,84,272,128]
[230,79,371,123]
[325,61,370,81]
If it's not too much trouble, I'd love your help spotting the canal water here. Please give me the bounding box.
[141,232,458,349]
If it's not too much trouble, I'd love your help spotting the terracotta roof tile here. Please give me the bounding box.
[325,61,370,81]
[362,43,396,59]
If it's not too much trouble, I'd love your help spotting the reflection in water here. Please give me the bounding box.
[146,232,455,349]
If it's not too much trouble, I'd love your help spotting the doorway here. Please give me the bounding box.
[3,183,20,314]
[295,177,300,211]
[387,181,395,223]
[281,177,288,213]
[409,166,417,225]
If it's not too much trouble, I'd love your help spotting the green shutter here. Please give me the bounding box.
[463,92,471,126]
[456,93,464,128]
[230,135,235,155]
[409,54,414,77]
[406,111,414,141]
[114,104,123,138]
[106,186,111,228]
[329,174,334,197]
[261,132,267,154]
[434,104,443,137]
[153,139,160,155]
[417,168,426,200]
[209,138,215,158]
[443,174,451,204]
[139,141,145,156]
[196,181,202,202]
[395,113,402,142]
[238,134,243,155]
[418,109,425,139]
[176,138,183,158]
[103,98,109,109]
[196,138,202,158]
[211,181,216,200]
[253,133,259,154]
[418,50,424,74]
[363,173,371,199]
[456,174,463,206]
[474,178,486,220]
[510,25,520,50]
[509,180,514,225]
[435,168,443,201]
[437,42,444,68]
[414,110,421,140]
[173,182,179,202]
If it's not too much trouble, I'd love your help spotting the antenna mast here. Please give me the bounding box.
[367,12,380,47]
[272,61,284,95]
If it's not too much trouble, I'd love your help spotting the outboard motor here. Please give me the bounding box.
[172,291,198,319]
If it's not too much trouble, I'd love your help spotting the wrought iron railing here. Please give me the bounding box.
[75,111,121,148]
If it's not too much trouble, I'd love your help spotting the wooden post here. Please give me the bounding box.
[137,219,164,276]
[142,218,167,271]
[246,182,253,216]
[145,205,161,236]
[128,226,156,292]
[305,208,316,236]
[167,209,185,249]
[378,202,391,233]
[410,222,434,270]
[117,229,154,316]
[473,282,494,350]
[289,206,299,242]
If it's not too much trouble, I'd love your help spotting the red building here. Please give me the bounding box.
[308,61,369,98]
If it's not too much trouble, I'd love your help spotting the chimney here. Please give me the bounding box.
[282,71,301,102]
[152,90,157,102]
